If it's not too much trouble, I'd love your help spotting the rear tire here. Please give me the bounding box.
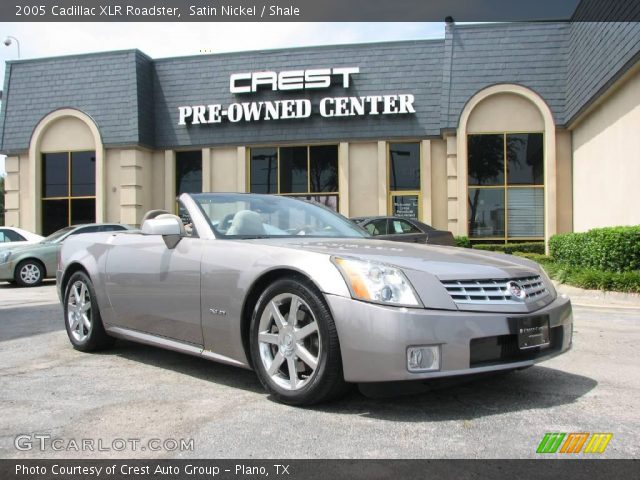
[250,278,348,406]
[63,271,114,352]
[15,259,44,287]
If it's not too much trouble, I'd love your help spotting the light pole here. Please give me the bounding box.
[3,36,21,59]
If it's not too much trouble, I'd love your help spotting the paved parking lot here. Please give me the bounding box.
[0,281,639,458]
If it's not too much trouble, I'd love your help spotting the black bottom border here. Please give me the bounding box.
[1,459,638,480]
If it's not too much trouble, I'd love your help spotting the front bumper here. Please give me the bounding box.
[327,294,573,383]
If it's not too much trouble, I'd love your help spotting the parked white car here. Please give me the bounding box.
[0,227,44,251]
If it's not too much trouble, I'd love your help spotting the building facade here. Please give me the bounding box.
[1,20,639,244]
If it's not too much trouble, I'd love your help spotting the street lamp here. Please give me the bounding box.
[3,36,21,59]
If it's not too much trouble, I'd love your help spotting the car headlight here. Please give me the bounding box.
[332,257,422,307]
[0,251,11,264]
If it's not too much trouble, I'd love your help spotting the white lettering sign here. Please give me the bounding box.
[230,67,360,93]
[177,67,416,126]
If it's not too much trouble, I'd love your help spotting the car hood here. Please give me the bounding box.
[249,237,539,280]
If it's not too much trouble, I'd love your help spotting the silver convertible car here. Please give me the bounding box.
[57,193,573,405]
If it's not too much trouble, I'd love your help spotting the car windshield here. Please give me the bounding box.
[41,226,76,243]
[191,193,370,239]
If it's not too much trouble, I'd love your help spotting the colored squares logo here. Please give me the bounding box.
[537,433,613,454]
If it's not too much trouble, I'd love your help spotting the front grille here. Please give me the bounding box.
[469,326,563,367]
[441,275,547,304]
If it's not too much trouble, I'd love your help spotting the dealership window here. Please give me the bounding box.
[175,150,203,216]
[41,151,96,236]
[249,145,339,210]
[176,150,203,195]
[388,142,421,220]
[467,133,544,242]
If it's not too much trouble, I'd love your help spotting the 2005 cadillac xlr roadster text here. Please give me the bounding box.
[57,193,572,405]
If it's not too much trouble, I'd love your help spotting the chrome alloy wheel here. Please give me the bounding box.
[19,263,41,285]
[258,293,321,391]
[67,280,92,342]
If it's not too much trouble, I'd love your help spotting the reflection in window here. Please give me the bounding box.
[71,151,96,196]
[389,143,420,191]
[41,151,96,235]
[280,147,308,194]
[468,135,504,186]
[468,188,505,238]
[250,148,278,194]
[42,153,68,198]
[467,133,544,242]
[249,146,339,211]
[507,133,544,185]
[176,151,203,195]
[310,146,338,192]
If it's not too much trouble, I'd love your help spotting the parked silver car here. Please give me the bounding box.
[57,193,572,405]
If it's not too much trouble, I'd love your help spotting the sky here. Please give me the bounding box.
[0,21,445,174]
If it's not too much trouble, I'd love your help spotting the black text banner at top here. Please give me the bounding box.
[3,0,638,22]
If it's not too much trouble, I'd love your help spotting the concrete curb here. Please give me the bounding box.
[554,281,640,309]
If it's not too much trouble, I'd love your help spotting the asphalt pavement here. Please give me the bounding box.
[0,281,638,459]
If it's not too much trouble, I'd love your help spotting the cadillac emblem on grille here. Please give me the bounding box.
[506,281,527,301]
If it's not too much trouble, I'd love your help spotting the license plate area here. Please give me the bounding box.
[513,315,550,350]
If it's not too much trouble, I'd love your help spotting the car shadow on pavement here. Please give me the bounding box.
[314,367,598,421]
[0,303,63,342]
[101,340,265,394]
[103,338,596,419]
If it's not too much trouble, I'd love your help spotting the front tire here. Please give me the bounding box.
[250,278,348,406]
[15,259,44,287]
[63,271,114,352]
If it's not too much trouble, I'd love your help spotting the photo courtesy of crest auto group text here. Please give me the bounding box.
[0,0,639,478]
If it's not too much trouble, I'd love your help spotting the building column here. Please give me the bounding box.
[420,139,432,224]
[236,146,247,192]
[202,148,212,192]
[446,134,461,235]
[120,150,144,226]
[377,141,387,215]
[164,150,176,211]
[338,142,349,217]
[4,156,21,227]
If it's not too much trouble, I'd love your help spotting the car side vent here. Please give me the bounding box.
[441,275,547,304]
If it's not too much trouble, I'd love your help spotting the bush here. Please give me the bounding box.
[455,236,472,248]
[513,252,552,264]
[472,242,545,255]
[549,226,640,272]
[513,252,640,293]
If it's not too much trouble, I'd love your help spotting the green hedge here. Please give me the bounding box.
[549,226,640,272]
[455,236,472,248]
[472,242,545,255]
[513,252,640,293]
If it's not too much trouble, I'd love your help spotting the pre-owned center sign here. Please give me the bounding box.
[177,67,416,125]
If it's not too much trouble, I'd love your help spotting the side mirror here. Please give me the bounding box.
[141,217,183,249]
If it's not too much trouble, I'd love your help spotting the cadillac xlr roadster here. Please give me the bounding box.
[57,193,572,405]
